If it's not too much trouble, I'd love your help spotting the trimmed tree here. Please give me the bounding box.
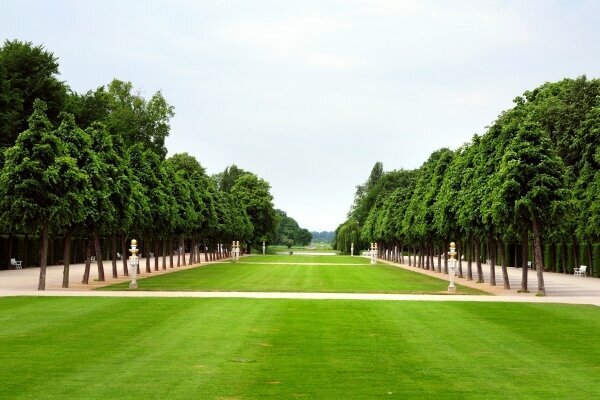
[493,121,569,295]
[0,100,86,289]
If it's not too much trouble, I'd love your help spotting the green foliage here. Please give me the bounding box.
[274,210,312,247]
[231,174,279,244]
[0,100,86,234]
[333,219,363,254]
[0,40,67,149]
[214,164,249,192]
[66,79,174,158]
[493,121,569,231]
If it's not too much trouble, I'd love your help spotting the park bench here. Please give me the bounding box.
[90,256,96,262]
[574,265,587,277]
[11,258,22,269]
[116,253,122,260]
[149,252,154,258]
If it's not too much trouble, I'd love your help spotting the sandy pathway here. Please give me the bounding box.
[1,255,599,306]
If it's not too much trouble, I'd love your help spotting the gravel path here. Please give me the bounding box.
[1,255,599,306]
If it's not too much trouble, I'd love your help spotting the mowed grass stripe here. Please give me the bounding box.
[100,261,484,294]
[240,255,370,264]
[1,297,599,399]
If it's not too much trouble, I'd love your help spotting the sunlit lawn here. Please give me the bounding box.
[1,297,599,399]
[100,255,484,294]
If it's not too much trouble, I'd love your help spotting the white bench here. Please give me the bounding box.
[90,256,96,262]
[11,258,22,269]
[574,265,587,277]
[116,253,122,260]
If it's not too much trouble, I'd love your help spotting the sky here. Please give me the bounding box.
[2,1,600,231]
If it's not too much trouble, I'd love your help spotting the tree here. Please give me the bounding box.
[333,219,362,255]
[52,112,92,287]
[350,161,384,226]
[66,79,174,158]
[274,210,312,247]
[0,40,67,149]
[215,164,249,193]
[493,121,569,295]
[0,100,86,289]
[231,174,279,250]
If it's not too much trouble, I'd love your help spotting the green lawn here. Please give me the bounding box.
[99,255,484,294]
[267,245,336,254]
[1,297,599,399]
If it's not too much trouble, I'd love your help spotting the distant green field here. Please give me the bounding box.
[100,255,484,294]
[267,245,335,253]
[243,255,361,263]
[1,297,599,399]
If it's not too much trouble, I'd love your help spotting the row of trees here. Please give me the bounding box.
[334,76,600,295]
[0,40,279,289]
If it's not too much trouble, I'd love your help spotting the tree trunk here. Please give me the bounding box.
[457,241,463,278]
[521,229,529,292]
[572,239,579,274]
[189,239,194,265]
[162,239,167,270]
[62,231,72,288]
[111,234,118,279]
[154,240,159,271]
[145,237,151,273]
[7,233,13,270]
[169,238,174,268]
[587,242,593,277]
[489,237,496,286]
[121,232,129,276]
[443,243,448,274]
[181,238,186,266]
[202,242,205,262]
[467,238,473,280]
[475,237,484,283]
[437,246,442,273]
[498,239,510,290]
[532,217,545,296]
[94,232,105,282]
[49,237,54,267]
[82,238,91,284]
[561,242,567,274]
[38,224,49,290]
[23,234,29,268]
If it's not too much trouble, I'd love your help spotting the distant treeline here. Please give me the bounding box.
[274,210,312,247]
[312,231,334,242]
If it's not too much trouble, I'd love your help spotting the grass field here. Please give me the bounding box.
[1,297,599,399]
[99,255,484,294]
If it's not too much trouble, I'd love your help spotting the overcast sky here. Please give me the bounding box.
[3,1,600,231]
